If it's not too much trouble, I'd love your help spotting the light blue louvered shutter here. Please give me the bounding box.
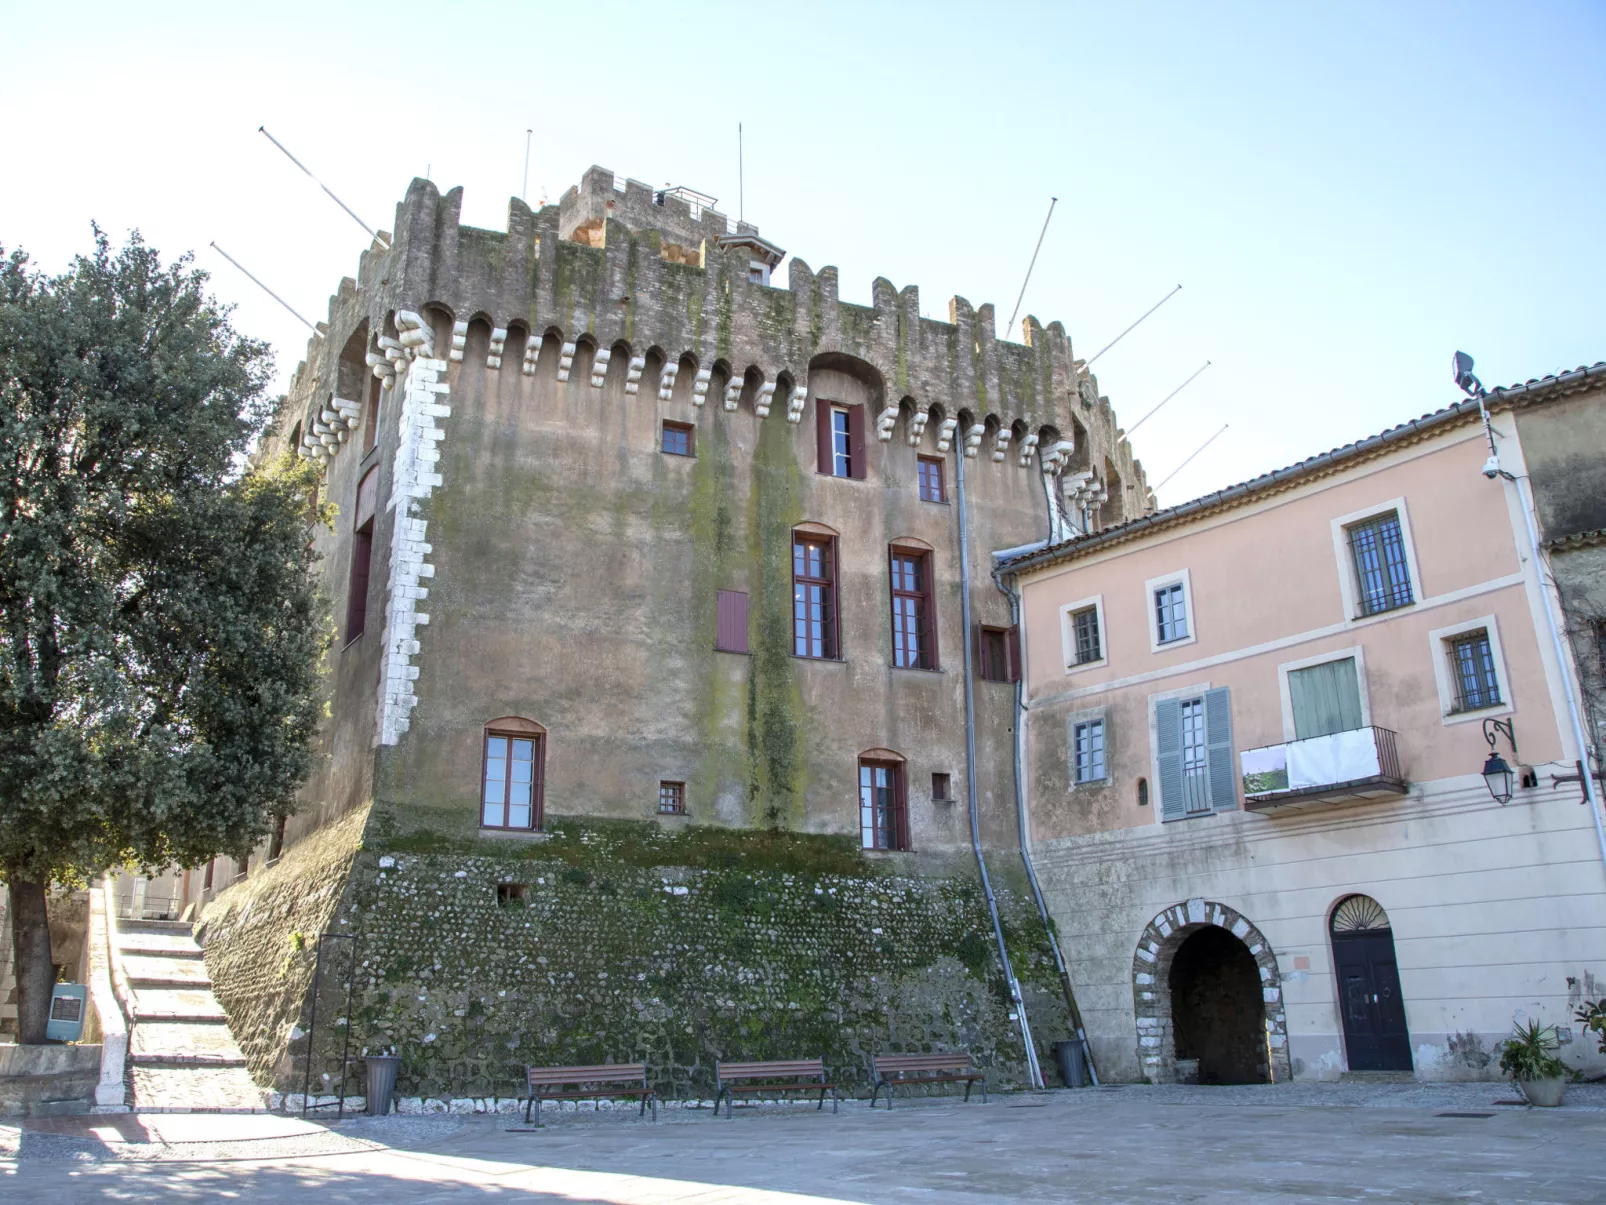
[1203,687,1237,812]
[1155,698,1185,821]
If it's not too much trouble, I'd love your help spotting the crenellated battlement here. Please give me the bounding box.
[275,166,1154,518]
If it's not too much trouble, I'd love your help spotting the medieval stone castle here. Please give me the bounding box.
[189,165,1154,1104]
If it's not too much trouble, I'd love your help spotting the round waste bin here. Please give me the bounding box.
[1053,1038,1089,1088]
[365,1055,401,1115]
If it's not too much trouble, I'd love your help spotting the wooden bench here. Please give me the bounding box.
[870,1052,986,1107]
[523,1063,656,1124]
[714,1058,837,1118]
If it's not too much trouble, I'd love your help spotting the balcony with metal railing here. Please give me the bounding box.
[1238,726,1407,813]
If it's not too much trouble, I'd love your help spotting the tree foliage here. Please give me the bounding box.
[0,230,329,1037]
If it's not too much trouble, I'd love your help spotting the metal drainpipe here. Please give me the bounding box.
[954,446,1044,1089]
[994,565,1100,1086]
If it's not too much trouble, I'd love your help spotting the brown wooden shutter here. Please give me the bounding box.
[849,404,867,479]
[715,590,749,653]
[894,763,911,851]
[827,537,841,658]
[816,401,832,474]
[1006,624,1022,683]
[924,552,939,670]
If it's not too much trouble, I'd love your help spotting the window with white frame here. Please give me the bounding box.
[1073,719,1106,783]
[1346,511,1414,616]
[1145,570,1195,652]
[1059,595,1107,672]
[1427,615,1511,723]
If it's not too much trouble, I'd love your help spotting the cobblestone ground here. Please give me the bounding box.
[4,1083,1605,1203]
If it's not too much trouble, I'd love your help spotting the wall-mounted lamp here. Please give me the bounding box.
[1480,717,1529,804]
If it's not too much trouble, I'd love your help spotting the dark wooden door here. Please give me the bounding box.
[1333,931,1412,1071]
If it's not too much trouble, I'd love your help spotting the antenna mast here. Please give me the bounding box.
[523,129,532,202]
[1085,284,1182,367]
[1126,361,1212,436]
[738,123,744,223]
[1155,424,1229,491]
[209,243,316,332]
[1006,197,1057,336]
[258,126,383,244]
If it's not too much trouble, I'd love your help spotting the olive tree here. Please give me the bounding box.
[0,231,328,1042]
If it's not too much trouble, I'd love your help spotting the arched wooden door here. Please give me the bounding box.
[1331,895,1412,1072]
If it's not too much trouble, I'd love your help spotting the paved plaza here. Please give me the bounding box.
[4,1083,1606,1203]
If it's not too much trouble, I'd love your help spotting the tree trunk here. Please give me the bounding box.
[6,876,56,1044]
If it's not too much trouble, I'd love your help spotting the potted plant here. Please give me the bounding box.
[1498,1020,1568,1107]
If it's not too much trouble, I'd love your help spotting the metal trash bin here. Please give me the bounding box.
[365,1055,401,1116]
[1053,1038,1090,1088]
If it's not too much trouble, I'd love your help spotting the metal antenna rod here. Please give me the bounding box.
[1127,361,1213,436]
[1005,196,1057,336]
[209,243,317,332]
[522,129,532,202]
[1085,284,1182,367]
[738,122,744,223]
[1155,423,1229,491]
[258,126,381,242]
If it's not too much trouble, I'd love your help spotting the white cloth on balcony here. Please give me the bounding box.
[1287,728,1380,789]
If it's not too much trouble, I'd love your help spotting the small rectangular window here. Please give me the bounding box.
[793,534,838,658]
[931,772,952,800]
[1154,583,1189,644]
[345,469,379,644]
[1071,606,1101,665]
[496,883,528,906]
[859,758,908,850]
[1448,630,1501,712]
[978,625,1020,682]
[1347,512,1414,616]
[1073,720,1106,784]
[662,421,694,457]
[363,374,382,453]
[658,781,685,815]
[917,456,945,503]
[890,547,936,669]
[716,589,749,653]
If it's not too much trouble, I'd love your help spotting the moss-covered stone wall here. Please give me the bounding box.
[198,807,369,1084]
[284,818,1071,1101]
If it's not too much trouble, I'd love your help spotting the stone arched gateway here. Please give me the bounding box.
[1132,898,1291,1083]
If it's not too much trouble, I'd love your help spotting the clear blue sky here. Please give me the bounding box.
[5,1,1602,505]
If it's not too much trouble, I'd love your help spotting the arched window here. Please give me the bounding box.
[481,718,546,831]
[858,748,908,851]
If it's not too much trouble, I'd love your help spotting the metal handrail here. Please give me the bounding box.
[1241,726,1404,797]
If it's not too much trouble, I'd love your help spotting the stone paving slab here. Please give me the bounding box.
[114,932,205,957]
[131,1022,247,1066]
[5,1085,1606,1202]
[129,988,228,1021]
[130,1065,267,1113]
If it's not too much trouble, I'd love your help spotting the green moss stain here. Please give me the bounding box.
[746,414,806,828]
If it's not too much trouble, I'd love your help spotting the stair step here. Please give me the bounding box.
[131,1065,267,1113]
[119,919,192,934]
[132,1022,248,1064]
[131,989,227,1022]
[119,944,205,961]
[132,1052,248,1068]
[1339,1070,1416,1084]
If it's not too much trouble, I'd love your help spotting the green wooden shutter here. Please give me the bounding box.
[1288,658,1362,739]
[1156,698,1185,821]
[1203,687,1237,812]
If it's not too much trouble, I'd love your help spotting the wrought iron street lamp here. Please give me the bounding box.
[1481,717,1519,805]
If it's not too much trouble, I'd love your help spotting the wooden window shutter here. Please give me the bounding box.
[1203,687,1237,811]
[816,402,832,475]
[975,625,991,681]
[849,404,867,479]
[894,763,911,851]
[1155,698,1185,821]
[715,589,749,653]
[1006,624,1022,683]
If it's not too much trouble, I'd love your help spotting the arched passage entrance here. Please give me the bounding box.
[1330,895,1412,1072]
[1170,926,1268,1083]
[1132,898,1291,1083]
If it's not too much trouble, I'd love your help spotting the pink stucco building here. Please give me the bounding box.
[1001,367,1606,1084]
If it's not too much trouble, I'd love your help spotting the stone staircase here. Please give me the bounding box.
[110,917,267,1113]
